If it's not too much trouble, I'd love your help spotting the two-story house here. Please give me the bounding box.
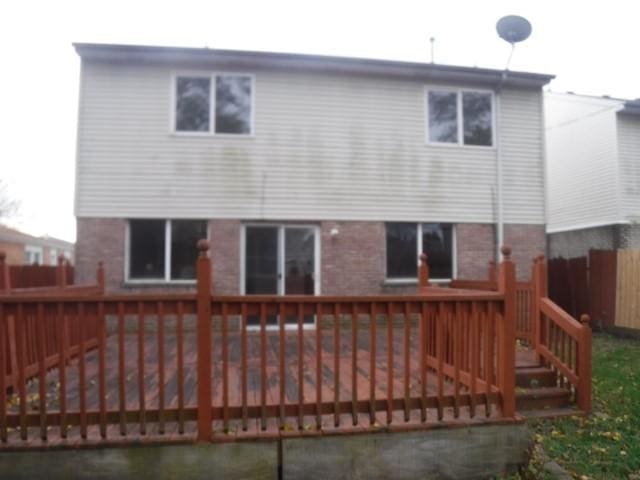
[546,92,640,258]
[73,43,553,294]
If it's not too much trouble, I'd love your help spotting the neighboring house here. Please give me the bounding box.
[0,224,75,265]
[73,43,553,293]
[546,92,640,258]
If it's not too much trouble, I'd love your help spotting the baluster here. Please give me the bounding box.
[333,303,341,427]
[297,302,304,430]
[98,301,107,438]
[117,302,126,436]
[369,302,377,425]
[177,301,185,434]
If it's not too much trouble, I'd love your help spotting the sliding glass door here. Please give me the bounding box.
[243,224,318,327]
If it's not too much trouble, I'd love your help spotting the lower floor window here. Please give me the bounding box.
[128,219,208,281]
[386,223,454,280]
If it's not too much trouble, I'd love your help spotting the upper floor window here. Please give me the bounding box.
[386,223,454,280]
[174,74,253,135]
[427,89,493,147]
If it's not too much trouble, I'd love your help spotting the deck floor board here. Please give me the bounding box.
[1,328,535,449]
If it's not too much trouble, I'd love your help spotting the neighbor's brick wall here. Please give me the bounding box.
[0,241,25,265]
[75,218,126,289]
[548,226,616,259]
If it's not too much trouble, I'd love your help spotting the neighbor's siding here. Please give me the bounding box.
[545,93,622,232]
[617,114,640,221]
[75,59,545,224]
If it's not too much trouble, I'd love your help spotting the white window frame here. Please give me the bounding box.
[425,87,496,148]
[124,219,210,284]
[384,223,457,283]
[49,248,58,266]
[25,245,44,265]
[170,71,256,137]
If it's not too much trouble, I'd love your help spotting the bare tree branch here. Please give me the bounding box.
[0,179,20,220]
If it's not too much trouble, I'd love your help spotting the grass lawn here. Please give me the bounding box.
[520,333,640,479]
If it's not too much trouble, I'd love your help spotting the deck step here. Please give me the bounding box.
[516,387,571,411]
[520,406,586,420]
[516,367,557,388]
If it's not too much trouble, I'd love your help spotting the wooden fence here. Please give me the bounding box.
[0,253,75,290]
[548,249,620,329]
[0,242,519,446]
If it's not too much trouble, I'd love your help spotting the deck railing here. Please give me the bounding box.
[0,261,104,393]
[0,242,519,446]
[450,261,534,344]
[531,256,592,411]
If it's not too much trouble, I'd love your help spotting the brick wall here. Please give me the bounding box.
[0,242,25,265]
[321,221,385,295]
[210,219,240,295]
[456,224,495,280]
[76,218,544,293]
[504,224,546,280]
[75,218,126,288]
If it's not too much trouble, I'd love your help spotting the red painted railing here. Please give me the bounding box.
[531,256,592,411]
[0,262,104,395]
[0,242,519,446]
[450,261,534,344]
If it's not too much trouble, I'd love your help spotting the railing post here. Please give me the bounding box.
[532,255,547,355]
[96,261,105,293]
[497,245,516,417]
[196,239,212,442]
[577,314,592,412]
[419,253,430,289]
[57,254,67,287]
[0,252,10,292]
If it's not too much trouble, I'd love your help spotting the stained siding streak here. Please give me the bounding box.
[545,93,621,232]
[76,60,545,224]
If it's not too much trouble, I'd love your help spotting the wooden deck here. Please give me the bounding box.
[0,327,536,450]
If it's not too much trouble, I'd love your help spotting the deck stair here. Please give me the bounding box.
[515,365,582,418]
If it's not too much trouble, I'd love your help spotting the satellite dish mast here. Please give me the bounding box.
[496,15,532,72]
[493,15,533,260]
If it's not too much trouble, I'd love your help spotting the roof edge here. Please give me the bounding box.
[73,42,554,88]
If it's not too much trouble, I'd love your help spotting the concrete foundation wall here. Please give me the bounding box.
[0,423,531,480]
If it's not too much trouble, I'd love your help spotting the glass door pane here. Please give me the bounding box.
[245,226,279,326]
[284,227,316,324]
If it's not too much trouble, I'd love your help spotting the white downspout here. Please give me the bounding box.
[496,90,504,262]
[495,44,515,261]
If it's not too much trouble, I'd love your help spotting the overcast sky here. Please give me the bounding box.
[1,0,638,242]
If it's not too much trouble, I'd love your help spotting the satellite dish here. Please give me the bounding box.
[496,15,532,44]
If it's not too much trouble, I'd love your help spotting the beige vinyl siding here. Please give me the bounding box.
[545,93,621,232]
[617,114,640,221]
[76,60,545,224]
